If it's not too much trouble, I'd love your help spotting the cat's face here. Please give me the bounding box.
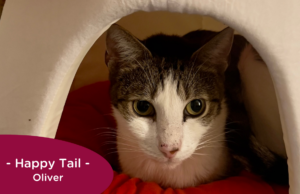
[105,24,233,168]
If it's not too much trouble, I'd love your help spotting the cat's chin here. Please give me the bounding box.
[153,157,183,169]
[163,161,182,169]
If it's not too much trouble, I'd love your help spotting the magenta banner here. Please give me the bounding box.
[0,135,113,194]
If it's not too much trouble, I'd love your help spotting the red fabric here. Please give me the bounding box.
[56,81,289,194]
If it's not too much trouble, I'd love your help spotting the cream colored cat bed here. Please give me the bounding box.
[0,0,299,193]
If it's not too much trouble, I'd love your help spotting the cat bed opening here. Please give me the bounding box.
[0,0,299,193]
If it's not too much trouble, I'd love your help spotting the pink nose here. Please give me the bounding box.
[159,143,181,158]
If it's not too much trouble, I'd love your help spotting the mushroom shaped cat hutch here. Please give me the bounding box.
[0,0,299,193]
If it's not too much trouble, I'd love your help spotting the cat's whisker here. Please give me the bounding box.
[195,145,225,151]
[197,138,235,146]
[196,139,227,150]
[202,129,234,139]
[197,131,229,147]
[100,141,137,148]
[104,146,138,151]
[192,153,209,156]
[96,132,137,140]
[99,135,138,142]
[199,126,234,141]
[104,146,147,155]
[104,150,144,157]
[70,126,118,136]
[96,131,145,141]
[128,155,145,161]
[197,132,231,145]
[80,127,118,135]
[196,141,226,148]
[101,141,132,146]
[118,148,145,152]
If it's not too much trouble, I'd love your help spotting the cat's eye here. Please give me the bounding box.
[133,101,154,116]
[185,99,205,116]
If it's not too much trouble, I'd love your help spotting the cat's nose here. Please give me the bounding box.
[159,143,181,158]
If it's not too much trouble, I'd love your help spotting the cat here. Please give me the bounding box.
[104,24,288,189]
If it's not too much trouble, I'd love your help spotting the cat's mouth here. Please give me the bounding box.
[148,154,182,168]
[157,157,182,169]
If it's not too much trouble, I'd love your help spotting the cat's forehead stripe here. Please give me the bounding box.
[112,57,223,101]
[153,59,187,100]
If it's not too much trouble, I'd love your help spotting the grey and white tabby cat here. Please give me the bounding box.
[104,24,288,188]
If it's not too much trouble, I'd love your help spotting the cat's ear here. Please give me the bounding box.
[105,24,152,66]
[191,27,234,73]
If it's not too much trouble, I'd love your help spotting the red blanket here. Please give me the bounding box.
[56,81,289,194]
